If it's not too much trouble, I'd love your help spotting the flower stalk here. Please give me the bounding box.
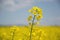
[11,29,16,40]
[29,15,36,40]
[27,6,43,40]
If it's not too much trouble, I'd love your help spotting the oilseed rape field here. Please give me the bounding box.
[0,26,60,40]
[0,5,60,40]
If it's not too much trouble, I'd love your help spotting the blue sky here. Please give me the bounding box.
[0,0,60,25]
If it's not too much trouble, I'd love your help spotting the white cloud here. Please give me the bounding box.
[1,0,34,12]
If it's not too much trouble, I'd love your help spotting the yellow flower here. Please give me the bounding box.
[32,32,36,36]
[28,6,43,21]
[38,10,42,14]
[38,11,43,19]
[19,39,22,40]
[29,9,37,15]
[16,27,20,31]
[28,22,32,25]
[3,32,6,36]
[36,15,41,20]
[27,15,32,21]
[29,7,42,16]
[37,8,42,14]
[39,14,43,18]
[32,6,38,10]
[32,11,37,15]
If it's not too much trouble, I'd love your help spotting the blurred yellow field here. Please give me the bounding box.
[0,26,60,40]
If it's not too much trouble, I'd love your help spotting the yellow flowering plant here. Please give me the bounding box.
[27,15,32,21]
[27,6,43,40]
[28,6,43,25]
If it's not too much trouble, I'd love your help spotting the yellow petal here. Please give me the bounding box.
[36,16,41,20]
[40,15,43,18]
[38,9,42,14]
[32,12,37,15]
[32,6,38,10]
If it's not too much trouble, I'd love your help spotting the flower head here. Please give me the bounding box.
[28,6,43,25]
[38,9,42,14]
[27,15,32,21]
[28,6,43,16]
[36,15,41,21]
[32,6,38,10]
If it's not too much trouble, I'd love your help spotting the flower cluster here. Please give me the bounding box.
[27,6,43,25]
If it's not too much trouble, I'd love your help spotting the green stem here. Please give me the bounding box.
[29,15,36,40]
[11,29,16,40]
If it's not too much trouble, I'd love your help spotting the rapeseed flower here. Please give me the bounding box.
[27,15,32,21]
[28,6,43,40]
[28,6,43,16]
[36,15,41,21]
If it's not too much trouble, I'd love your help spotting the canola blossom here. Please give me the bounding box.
[28,6,43,24]
[36,15,43,21]
[27,15,32,21]
[27,6,43,40]
[28,6,43,16]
